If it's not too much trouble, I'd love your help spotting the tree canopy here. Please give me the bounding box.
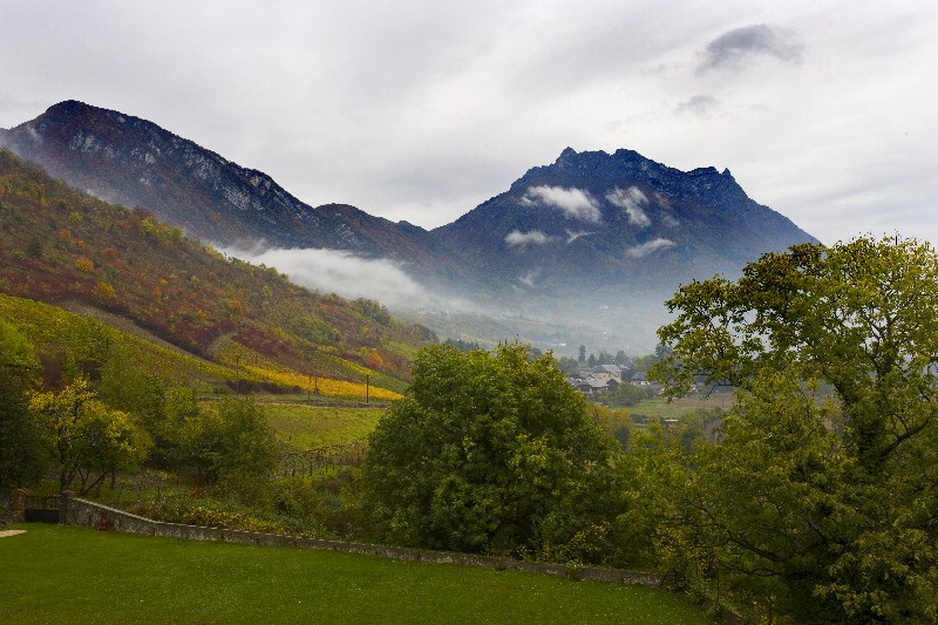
[28,378,152,494]
[363,343,623,560]
[646,236,938,623]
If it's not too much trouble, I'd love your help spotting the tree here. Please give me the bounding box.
[0,320,45,488]
[179,397,277,487]
[70,400,152,493]
[363,344,624,561]
[29,378,151,494]
[607,382,653,408]
[648,237,938,623]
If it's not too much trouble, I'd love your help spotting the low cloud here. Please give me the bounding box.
[505,229,554,247]
[607,186,651,228]
[698,24,803,73]
[225,246,435,309]
[626,238,676,258]
[522,186,602,223]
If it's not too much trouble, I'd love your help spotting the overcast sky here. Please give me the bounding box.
[2,0,936,246]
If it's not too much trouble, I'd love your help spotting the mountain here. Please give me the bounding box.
[436,147,813,294]
[427,147,816,352]
[2,101,817,354]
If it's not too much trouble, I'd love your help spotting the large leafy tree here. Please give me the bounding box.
[363,343,624,560]
[29,378,152,494]
[648,236,938,623]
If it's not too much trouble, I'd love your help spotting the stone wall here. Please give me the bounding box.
[62,493,660,586]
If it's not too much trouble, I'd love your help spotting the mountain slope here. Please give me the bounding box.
[0,100,466,288]
[0,147,434,394]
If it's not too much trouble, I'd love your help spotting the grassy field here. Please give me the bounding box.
[0,524,714,625]
[264,403,386,450]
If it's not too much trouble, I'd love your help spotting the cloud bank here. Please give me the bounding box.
[522,186,602,223]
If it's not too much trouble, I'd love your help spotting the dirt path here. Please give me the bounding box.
[0,529,26,537]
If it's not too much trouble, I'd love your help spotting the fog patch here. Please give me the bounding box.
[518,270,539,288]
[566,229,595,244]
[226,246,436,309]
[607,186,651,228]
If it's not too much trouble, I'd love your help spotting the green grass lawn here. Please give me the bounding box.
[0,524,714,624]
[264,403,386,450]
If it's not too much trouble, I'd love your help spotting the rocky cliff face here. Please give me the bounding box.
[3,100,306,243]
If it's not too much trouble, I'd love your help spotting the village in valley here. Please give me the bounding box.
[566,363,655,396]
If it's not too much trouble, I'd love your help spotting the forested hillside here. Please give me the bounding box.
[0,148,434,395]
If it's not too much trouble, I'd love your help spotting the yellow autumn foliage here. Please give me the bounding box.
[244,365,401,400]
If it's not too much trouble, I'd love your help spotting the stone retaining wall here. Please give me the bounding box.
[62,493,660,586]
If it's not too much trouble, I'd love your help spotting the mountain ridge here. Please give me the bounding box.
[2,100,818,353]
[0,101,469,290]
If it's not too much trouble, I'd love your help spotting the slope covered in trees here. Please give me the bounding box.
[0,148,434,395]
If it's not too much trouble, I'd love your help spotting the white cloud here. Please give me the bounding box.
[522,185,602,223]
[224,246,435,309]
[626,238,676,258]
[606,186,651,228]
[505,230,554,247]
[565,229,595,243]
